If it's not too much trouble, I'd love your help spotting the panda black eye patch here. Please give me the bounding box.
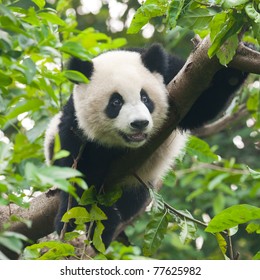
[105,92,124,119]
[141,89,154,113]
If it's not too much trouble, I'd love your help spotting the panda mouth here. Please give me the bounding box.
[119,131,147,143]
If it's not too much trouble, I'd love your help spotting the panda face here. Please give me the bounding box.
[104,89,154,148]
[73,50,169,148]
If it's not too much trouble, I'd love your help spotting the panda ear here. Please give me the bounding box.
[67,57,94,83]
[141,44,167,77]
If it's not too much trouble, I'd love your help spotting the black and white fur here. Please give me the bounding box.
[44,44,247,248]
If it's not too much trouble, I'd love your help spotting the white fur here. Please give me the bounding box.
[45,49,188,187]
[44,112,62,165]
[73,50,169,148]
[130,130,188,187]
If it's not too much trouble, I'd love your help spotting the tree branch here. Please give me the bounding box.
[0,190,59,259]
[229,42,260,74]
[194,105,248,137]
[0,36,259,259]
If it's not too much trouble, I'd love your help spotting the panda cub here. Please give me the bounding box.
[44,44,247,248]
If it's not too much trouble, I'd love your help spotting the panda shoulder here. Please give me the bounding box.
[44,112,62,165]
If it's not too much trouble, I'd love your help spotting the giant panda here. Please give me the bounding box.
[44,44,247,249]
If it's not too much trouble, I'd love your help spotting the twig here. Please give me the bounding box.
[163,202,208,228]
[227,234,234,260]
[59,141,87,240]
[175,162,250,177]
[133,173,208,228]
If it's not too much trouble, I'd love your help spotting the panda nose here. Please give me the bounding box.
[130,120,149,130]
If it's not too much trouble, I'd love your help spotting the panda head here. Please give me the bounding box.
[70,44,169,149]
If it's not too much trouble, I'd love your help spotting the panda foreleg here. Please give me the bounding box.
[115,186,150,222]
[178,67,248,130]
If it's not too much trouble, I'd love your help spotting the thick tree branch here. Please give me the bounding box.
[229,43,260,74]
[0,190,59,258]
[194,105,248,137]
[0,36,259,259]
[0,190,59,241]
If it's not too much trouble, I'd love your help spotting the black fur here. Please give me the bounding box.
[53,96,149,247]
[68,58,94,82]
[141,44,167,77]
[51,44,248,249]
[141,89,155,113]
[105,92,124,119]
[179,67,248,129]
[140,44,248,129]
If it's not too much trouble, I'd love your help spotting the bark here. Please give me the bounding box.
[194,105,248,137]
[0,36,259,259]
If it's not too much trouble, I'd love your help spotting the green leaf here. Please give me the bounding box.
[24,163,81,194]
[223,0,249,9]
[0,4,18,24]
[208,173,229,191]
[253,251,260,260]
[25,163,82,182]
[213,192,225,214]
[93,221,106,253]
[128,0,169,34]
[56,0,73,13]
[216,34,239,65]
[208,11,242,58]
[24,241,75,260]
[143,210,168,256]
[80,186,97,206]
[52,150,70,162]
[62,204,106,225]
[178,7,216,30]
[186,136,218,163]
[38,12,66,26]
[22,57,37,84]
[215,232,227,256]
[0,231,28,254]
[246,222,260,234]
[206,204,260,233]
[166,0,185,29]
[252,21,260,44]
[63,70,89,84]
[60,41,92,60]
[245,3,260,23]
[32,0,45,9]
[62,206,91,224]
[0,70,12,86]
[150,190,165,213]
[97,186,123,206]
[89,204,107,221]
[64,231,80,242]
[178,210,197,244]
[248,166,260,179]
[5,99,44,121]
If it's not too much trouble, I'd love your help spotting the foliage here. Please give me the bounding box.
[0,0,259,260]
[129,0,260,65]
[0,0,126,258]
[23,241,75,260]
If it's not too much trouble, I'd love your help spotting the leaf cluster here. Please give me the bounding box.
[128,0,259,65]
[0,0,126,258]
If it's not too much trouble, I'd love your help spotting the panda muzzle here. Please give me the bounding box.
[120,131,147,143]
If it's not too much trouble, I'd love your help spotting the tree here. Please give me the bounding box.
[0,0,260,260]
